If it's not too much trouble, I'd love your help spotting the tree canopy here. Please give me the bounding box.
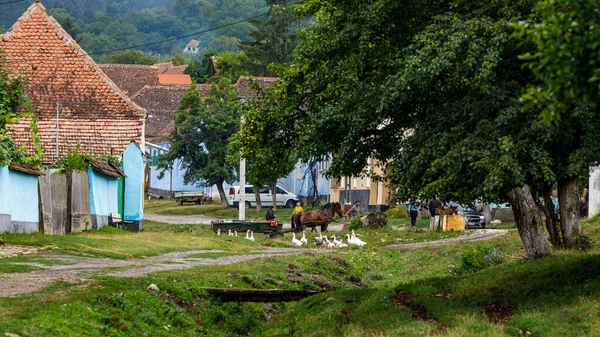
[158,79,240,207]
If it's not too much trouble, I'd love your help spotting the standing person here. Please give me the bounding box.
[550,190,559,218]
[291,202,303,232]
[345,201,361,221]
[428,196,442,232]
[408,199,420,230]
[581,186,589,218]
[266,206,277,227]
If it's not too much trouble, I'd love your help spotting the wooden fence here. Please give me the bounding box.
[39,169,92,235]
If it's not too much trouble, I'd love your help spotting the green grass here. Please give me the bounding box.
[3,218,600,336]
[0,255,74,273]
[143,198,346,223]
[2,224,260,259]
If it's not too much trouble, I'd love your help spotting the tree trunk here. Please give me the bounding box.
[482,203,492,225]
[507,185,552,259]
[254,184,262,213]
[272,182,277,209]
[311,165,320,206]
[532,187,562,248]
[558,176,583,247]
[216,182,229,208]
[541,191,562,248]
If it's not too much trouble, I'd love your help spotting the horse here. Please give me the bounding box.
[295,202,344,233]
[436,206,458,216]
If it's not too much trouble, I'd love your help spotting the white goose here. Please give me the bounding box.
[228,229,233,236]
[300,231,308,246]
[216,228,221,236]
[291,232,303,247]
[248,231,255,242]
[337,238,348,248]
[331,235,342,246]
[235,231,238,237]
[245,231,250,240]
[348,233,367,247]
[324,236,336,248]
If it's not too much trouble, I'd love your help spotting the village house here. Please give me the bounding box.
[183,39,200,54]
[0,2,146,162]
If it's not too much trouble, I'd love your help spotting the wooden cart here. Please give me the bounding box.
[211,219,283,234]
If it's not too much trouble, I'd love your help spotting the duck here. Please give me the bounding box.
[216,228,221,236]
[228,229,233,236]
[248,231,255,242]
[300,230,308,246]
[291,232,303,247]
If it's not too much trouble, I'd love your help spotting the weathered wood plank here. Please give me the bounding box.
[205,288,320,302]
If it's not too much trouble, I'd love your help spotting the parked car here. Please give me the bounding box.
[449,203,486,229]
[229,185,299,209]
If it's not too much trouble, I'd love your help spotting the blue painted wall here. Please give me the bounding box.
[0,165,39,233]
[146,145,203,195]
[88,168,119,217]
[124,142,144,223]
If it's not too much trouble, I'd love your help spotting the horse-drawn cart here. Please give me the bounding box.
[211,219,283,234]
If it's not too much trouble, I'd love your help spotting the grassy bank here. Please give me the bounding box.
[2,223,260,259]
[2,218,599,336]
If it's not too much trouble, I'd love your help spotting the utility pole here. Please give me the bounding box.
[56,101,60,161]
[239,99,247,220]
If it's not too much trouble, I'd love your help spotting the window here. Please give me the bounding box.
[276,187,286,194]
[259,186,270,193]
[244,186,254,194]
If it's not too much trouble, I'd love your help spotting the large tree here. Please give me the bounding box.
[159,79,240,207]
[240,0,600,258]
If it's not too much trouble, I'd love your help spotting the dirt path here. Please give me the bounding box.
[0,229,510,298]
[0,248,312,298]
[386,229,510,250]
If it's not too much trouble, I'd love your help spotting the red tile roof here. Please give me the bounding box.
[131,85,190,142]
[158,74,192,85]
[185,40,200,48]
[0,2,145,163]
[162,64,188,74]
[99,64,160,97]
[235,76,279,98]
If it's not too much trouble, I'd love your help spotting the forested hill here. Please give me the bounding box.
[0,0,268,61]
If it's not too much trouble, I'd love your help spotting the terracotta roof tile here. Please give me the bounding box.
[235,76,279,98]
[185,40,200,48]
[158,74,192,85]
[162,64,188,74]
[131,85,190,142]
[0,1,145,163]
[99,64,160,97]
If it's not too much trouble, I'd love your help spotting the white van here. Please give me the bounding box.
[229,185,299,209]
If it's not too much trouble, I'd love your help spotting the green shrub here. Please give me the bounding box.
[573,234,591,251]
[386,206,407,219]
[348,216,363,230]
[448,244,505,275]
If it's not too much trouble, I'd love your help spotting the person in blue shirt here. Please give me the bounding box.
[550,190,559,217]
[408,199,420,230]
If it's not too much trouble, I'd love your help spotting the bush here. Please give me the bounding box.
[348,216,363,230]
[448,244,505,275]
[386,206,407,219]
[573,234,591,251]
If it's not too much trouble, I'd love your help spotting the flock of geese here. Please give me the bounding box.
[216,228,366,248]
[215,228,255,242]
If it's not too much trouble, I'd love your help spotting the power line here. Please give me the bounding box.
[0,0,25,5]
[87,12,268,56]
